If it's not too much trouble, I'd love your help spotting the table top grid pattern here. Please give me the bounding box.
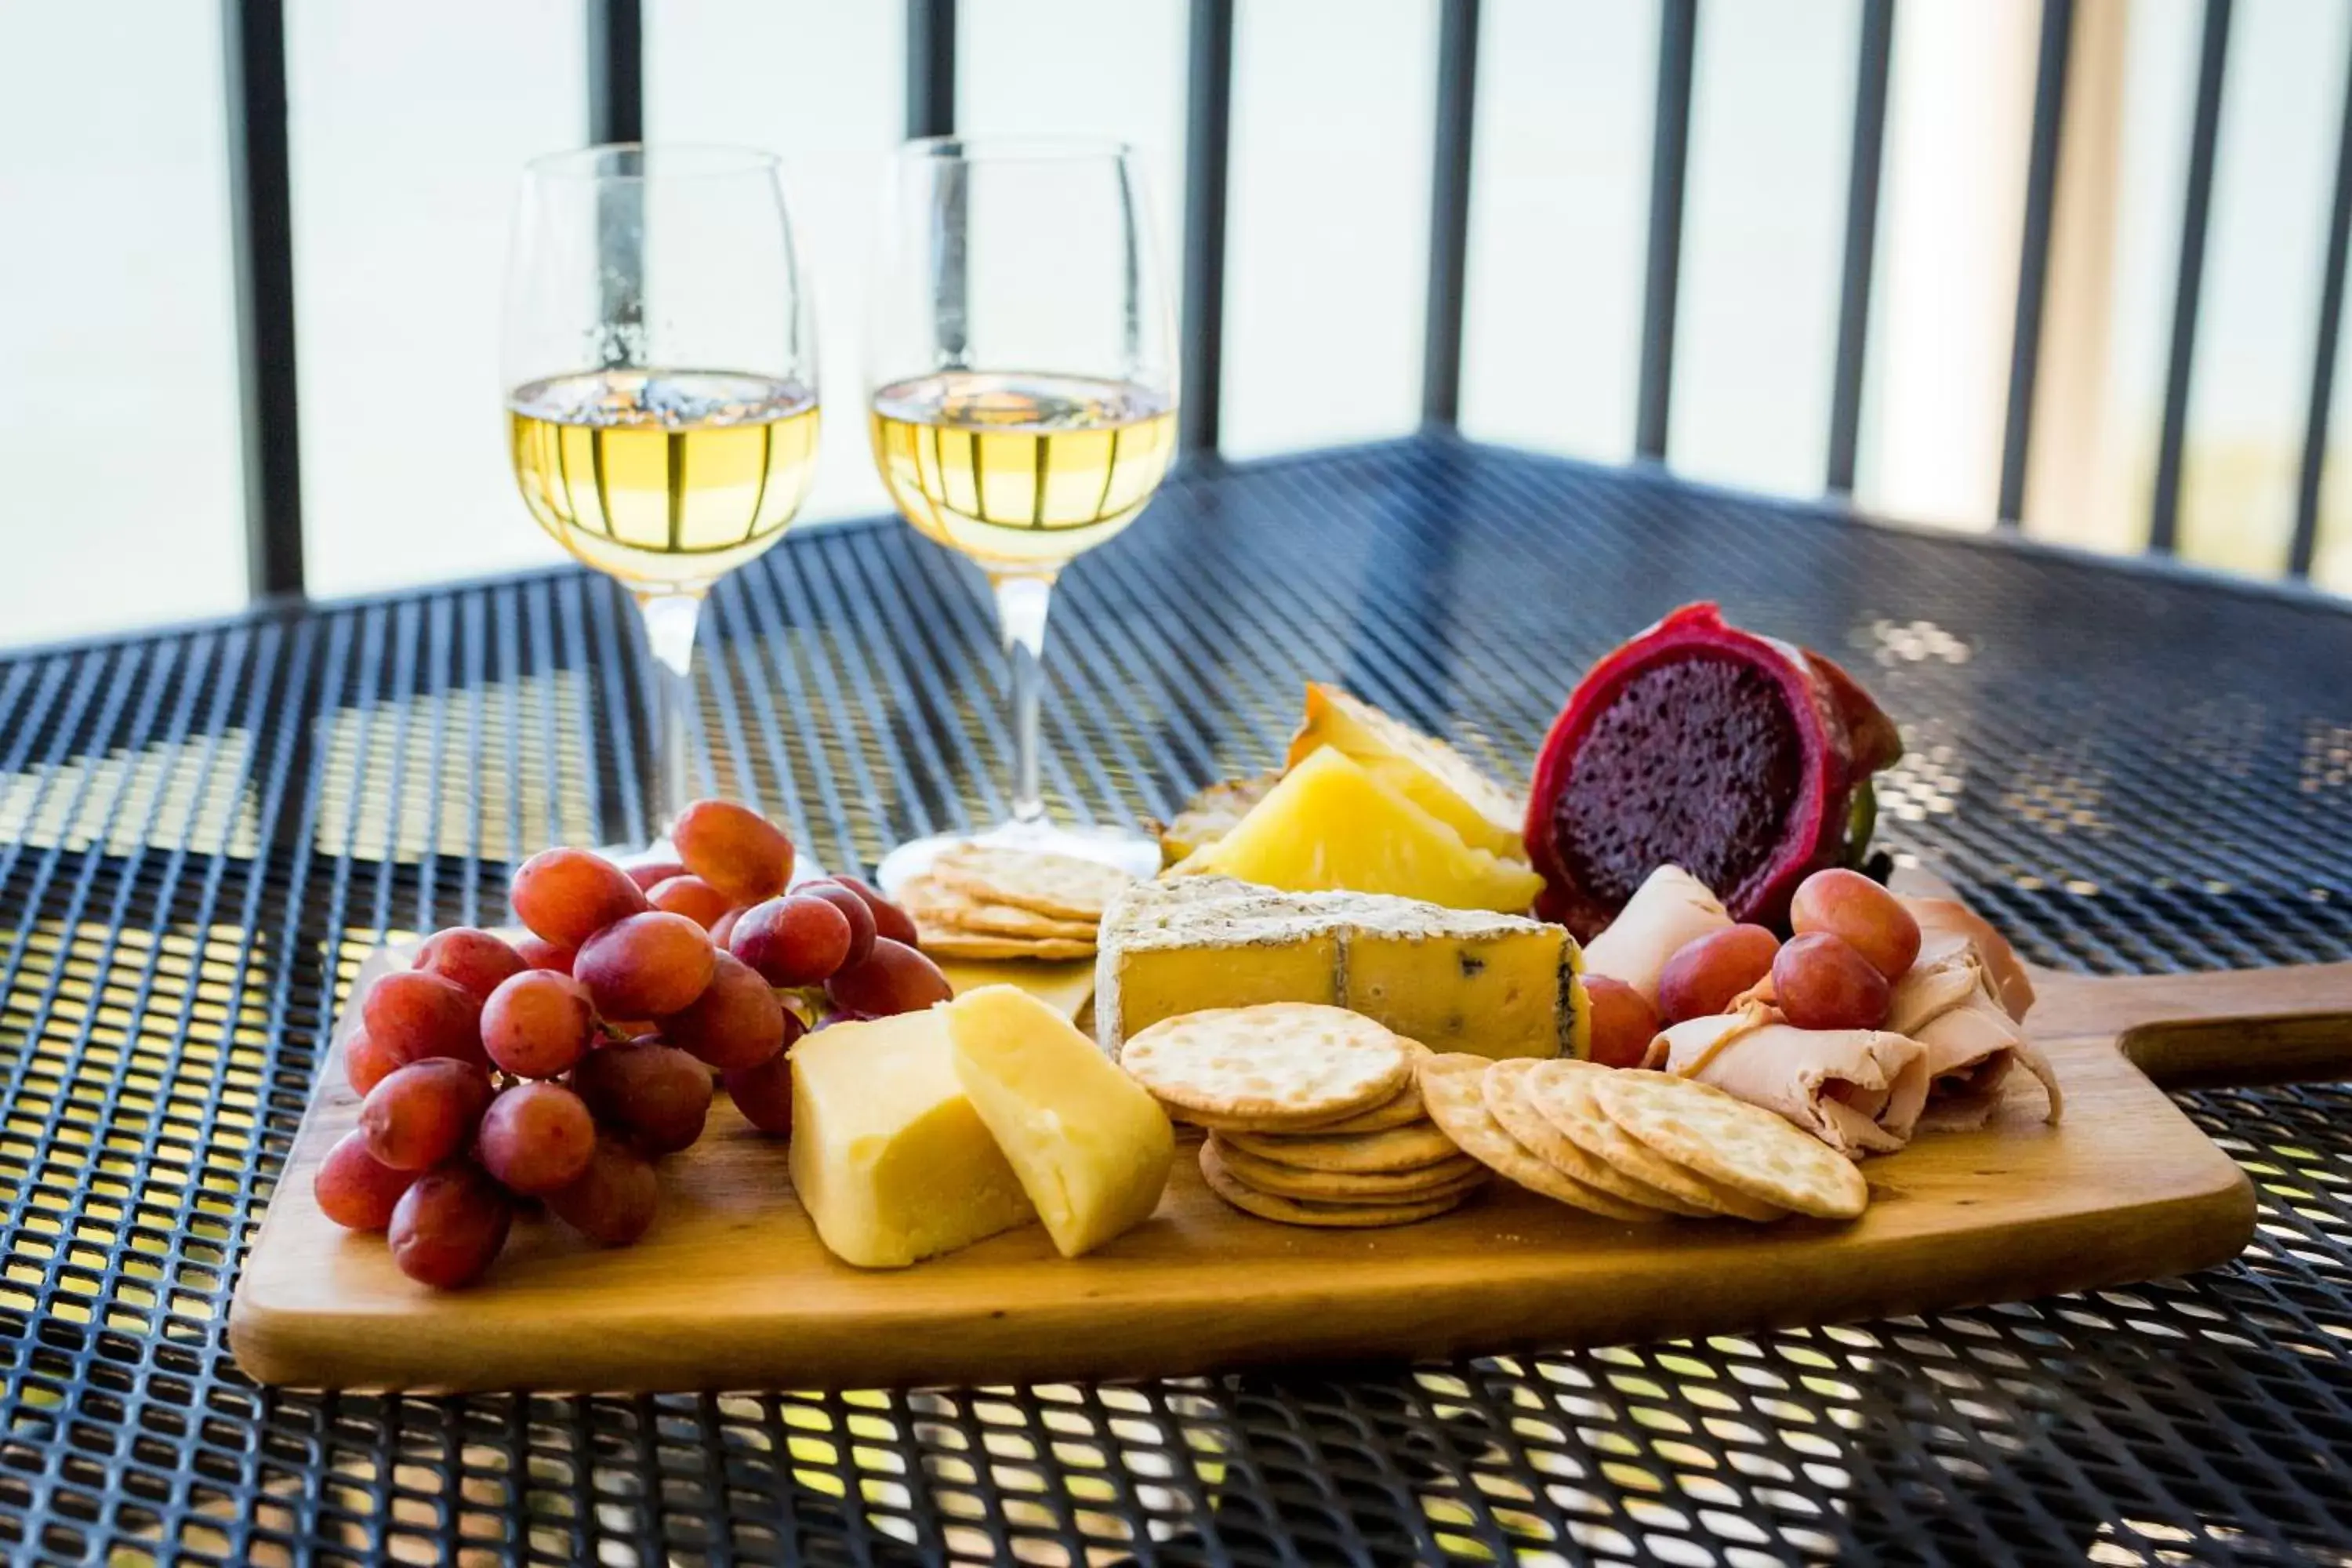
[2,437,2350,1565]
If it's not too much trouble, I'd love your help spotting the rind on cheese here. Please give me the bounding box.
[946,985,1173,1258]
[789,1010,1036,1269]
[1096,876,1585,1063]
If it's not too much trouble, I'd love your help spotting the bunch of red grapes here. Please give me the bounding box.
[312,799,949,1287]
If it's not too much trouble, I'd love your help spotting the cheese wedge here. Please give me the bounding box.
[1287,683,1529,861]
[1096,876,1585,1062]
[789,1010,1036,1269]
[946,985,1174,1258]
[1172,747,1544,913]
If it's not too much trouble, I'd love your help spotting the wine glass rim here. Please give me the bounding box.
[525,142,784,181]
[898,133,1138,164]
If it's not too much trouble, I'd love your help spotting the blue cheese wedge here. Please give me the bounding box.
[1095,876,1585,1062]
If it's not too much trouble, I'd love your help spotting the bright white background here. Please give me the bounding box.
[2,0,2350,645]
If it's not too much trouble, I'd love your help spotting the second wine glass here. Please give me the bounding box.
[866,136,1180,891]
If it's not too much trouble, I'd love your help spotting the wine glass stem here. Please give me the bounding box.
[992,572,1054,827]
[637,590,704,836]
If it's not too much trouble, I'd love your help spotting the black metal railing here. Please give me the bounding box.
[211,0,2352,604]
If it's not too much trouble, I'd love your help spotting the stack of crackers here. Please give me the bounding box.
[1417,1054,1868,1224]
[1120,1004,1490,1229]
[898,844,1134,963]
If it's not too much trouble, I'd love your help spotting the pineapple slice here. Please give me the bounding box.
[1172,748,1544,913]
[1285,684,1528,861]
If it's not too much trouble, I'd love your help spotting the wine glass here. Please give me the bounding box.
[503,143,818,839]
[866,136,1179,891]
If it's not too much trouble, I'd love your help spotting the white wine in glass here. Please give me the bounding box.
[867,140,1180,891]
[503,145,818,838]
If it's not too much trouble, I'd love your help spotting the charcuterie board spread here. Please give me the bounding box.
[230,603,2351,1392]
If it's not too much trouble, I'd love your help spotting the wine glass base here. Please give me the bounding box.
[874,819,1162,897]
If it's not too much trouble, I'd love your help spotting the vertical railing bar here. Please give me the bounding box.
[1635,0,1699,462]
[1827,0,1896,494]
[1180,0,1236,458]
[906,0,956,138]
[1421,0,1481,429]
[222,0,305,601]
[2288,24,2352,579]
[2150,0,2232,555]
[587,0,643,143]
[1998,0,2074,527]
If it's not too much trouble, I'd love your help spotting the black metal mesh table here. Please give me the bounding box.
[3,437,2350,1566]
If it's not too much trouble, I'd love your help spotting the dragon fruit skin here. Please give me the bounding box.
[1524,603,1900,941]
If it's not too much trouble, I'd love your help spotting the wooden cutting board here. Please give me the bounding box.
[228,945,2350,1393]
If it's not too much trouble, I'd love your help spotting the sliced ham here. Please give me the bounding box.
[1900,897,2035,1022]
[1646,1006,1929,1157]
[1888,930,2063,1129]
[1581,865,1731,1007]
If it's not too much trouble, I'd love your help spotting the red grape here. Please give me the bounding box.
[825,938,952,1018]
[570,1040,713,1156]
[1583,975,1662,1069]
[728,895,851,986]
[707,907,742,949]
[514,934,575,975]
[343,1023,403,1096]
[545,1135,659,1246]
[646,874,732,931]
[797,883,877,968]
[1657,924,1782,1024]
[361,969,487,1069]
[412,927,527,1006]
[315,1130,418,1230]
[1789,868,1922,981]
[673,800,794,905]
[481,969,597,1080]
[622,855,687,893]
[509,846,649,949]
[664,952,791,1071]
[388,1165,513,1288]
[359,1059,495,1171]
[830,876,918,948]
[477,1081,597,1196]
[574,911,716,1018]
[722,1048,795,1136]
[1772,932,1893,1030]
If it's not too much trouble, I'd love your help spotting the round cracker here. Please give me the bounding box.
[1220,1120,1462,1174]
[913,926,1097,962]
[930,844,1131,921]
[1123,1004,1410,1123]
[1200,1142,1469,1229]
[1592,1071,1868,1221]
[1414,1054,1661,1223]
[1208,1135,1484,1200]
[1523,1060,1788,1222]
[1479,1059,1707,1217]
[1291,1076,1426,1134]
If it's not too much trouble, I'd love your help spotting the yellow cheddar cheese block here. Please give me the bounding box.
[788,1010,1036,1269]
[946,985,1174,1258]
[1286,683,1529,861]
[1096,875,1586,1063]
[1171,747,1544,913]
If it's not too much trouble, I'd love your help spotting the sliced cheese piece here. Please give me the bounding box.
[946,985,1174,1258]
[1096,875,1584,1062]
[1172,747,1544,913]
[936,956,1098,1022]
[789,1009,1035,1269]
[1286,683,1529,861]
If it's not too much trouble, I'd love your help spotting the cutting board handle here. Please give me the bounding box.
[2031,961,2352,1089]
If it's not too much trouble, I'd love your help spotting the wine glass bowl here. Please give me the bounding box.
[503,143,818,834]
[866,137,1180,891]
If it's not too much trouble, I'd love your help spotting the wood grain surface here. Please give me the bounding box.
[223,939,2352,1393]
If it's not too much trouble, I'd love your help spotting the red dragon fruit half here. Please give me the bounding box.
[1525,603,1902,940]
